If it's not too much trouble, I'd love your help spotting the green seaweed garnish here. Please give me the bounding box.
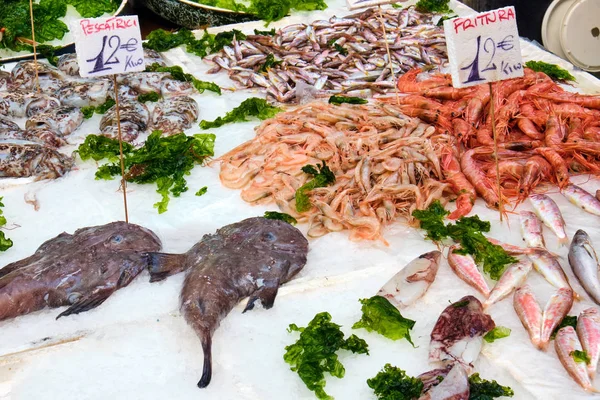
[352,296,416,345]
[0,197,13,252]
[328,95,368,105]
[525,60,576,82]
[200,97,282,129]
[264,211,297,225]
[295,161,336,213]
[367,364,424,400]
[483,326,511,343]
[145,63,221,95]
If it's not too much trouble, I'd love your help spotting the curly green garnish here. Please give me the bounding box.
[0,197,13,252]
[264,211,297,225]
[295,161,336,213]
[200,97,282,129]
[367,364,424,400]
[525,60,575,82]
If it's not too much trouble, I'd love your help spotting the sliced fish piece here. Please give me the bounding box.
[447,245,490,297]
[577,308,600,379]
[484,259,531,308]
[569,230,600,305]
[377,250,440,308]
[561,184,600,216]
[541,287,574,349]
[555,326,597,392]
[529,249,571,289]
[529,194,568,246]
[429,295,495,367]
[418,363,469,400]
[520,211,545,248]
[514,284,543,349]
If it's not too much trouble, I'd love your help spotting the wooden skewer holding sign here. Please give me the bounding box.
[488,83,503,221]
[112,76,129,224]
[28,0,40,93]
[71,15,145,224]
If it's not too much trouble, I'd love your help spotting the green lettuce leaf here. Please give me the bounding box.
[352,296,416,345]
[483,326,511,343]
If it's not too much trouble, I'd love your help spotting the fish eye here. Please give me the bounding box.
[263,232,276,241]
[111,234,124,244]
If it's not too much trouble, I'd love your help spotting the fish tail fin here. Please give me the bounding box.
[197,334,213,388]
[146,253,187,283]
[558,236,569,247]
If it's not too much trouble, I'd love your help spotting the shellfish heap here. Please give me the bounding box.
[217,101,454,242]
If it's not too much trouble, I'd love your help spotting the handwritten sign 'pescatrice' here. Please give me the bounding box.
[71,16,145,78]
[443,7,523,88]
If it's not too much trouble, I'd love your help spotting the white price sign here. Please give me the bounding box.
[71,16,145,78]
[443,7,524,88]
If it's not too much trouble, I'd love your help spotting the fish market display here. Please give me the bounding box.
[377,250,440,308]
[146,217,309,388]
[0,221,162,321]
[529,194,568,245]
[577,308,600,379]
[555,326,597,392]
[217,100,454,241]
[377,67,600,216]
[520,211,545,248]
[569,229,600,305]
[152,96,200,135]
[205,7,447,102]
[0,140,74,179]
[429,295,495,367]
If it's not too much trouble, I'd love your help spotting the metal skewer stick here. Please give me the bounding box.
[112,75,129,224]
[488,82,503,222]
[28,0,40,93]
[377,7,401,106]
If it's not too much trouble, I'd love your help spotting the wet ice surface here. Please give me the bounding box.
[2,0,600,398]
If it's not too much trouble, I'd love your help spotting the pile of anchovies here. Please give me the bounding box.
[205,7,448,103]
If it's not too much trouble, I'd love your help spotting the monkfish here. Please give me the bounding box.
[0,221,161,321]
[146,217,309,388]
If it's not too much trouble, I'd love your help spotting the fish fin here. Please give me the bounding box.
[197,334,212,388]
[55,289,114,319]
[146,253,187,283]
[242,279,280,313]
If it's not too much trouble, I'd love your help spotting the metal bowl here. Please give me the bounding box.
[137,0,260,29]
[0,0,129,64]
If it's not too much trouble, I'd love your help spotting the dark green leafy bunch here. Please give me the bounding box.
[80,98,116,119]
[352,296,416,345]
[571,350,591,365]
[412,201,518,280]
[483,326,511,343]
[436,14,458,26]
[468,373,514,400]
[296,161,336,213]
[367,364,424,400]
[145,63,221,94]
[200,97,282,129]
[525,61,576,82]
[259,53,282,72]
[328,96,368,105]
[138,92,161,103]
[284,312,369,400]
[415,0,453,13]
[264,211,297,225]
[254,28,276,35]
[0,0,119,50]
[551,315,578,340]
[143,28,246,58]
[77,131,215,213]
[0,197,13,252]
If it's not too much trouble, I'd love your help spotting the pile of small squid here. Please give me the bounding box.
[378,67,600,219]
[217,101,455,242]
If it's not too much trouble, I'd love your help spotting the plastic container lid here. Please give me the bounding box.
[541,0,573,60]
[560,0,600,72]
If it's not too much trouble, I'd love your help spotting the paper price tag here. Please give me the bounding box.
[71,16,145,78]
[443,7,524,88]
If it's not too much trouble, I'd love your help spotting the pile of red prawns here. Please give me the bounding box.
[378,67,600,219]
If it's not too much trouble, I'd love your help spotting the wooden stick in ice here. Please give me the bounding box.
[488,82,503,221]
[28,0,40,93]
[112,75,129,224]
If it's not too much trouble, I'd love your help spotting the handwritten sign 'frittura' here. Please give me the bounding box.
[71,16,145,78]
[443,6,524,88]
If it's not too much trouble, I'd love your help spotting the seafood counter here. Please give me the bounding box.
[2,0,600,399]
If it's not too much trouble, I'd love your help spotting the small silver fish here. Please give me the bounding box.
[569,230,600,305]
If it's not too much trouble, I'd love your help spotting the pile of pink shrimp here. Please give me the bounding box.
[216,101,455,242]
